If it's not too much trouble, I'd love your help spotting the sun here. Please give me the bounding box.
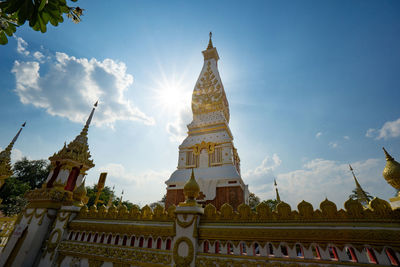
[152,71,191,113]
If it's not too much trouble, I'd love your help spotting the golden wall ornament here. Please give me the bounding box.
[193,141,216,155]
[200,198,400,223]
[176,215,196,228]
[173,237,194,267]
[45,228,62,260]
[192,61,230,122]
[58,241,171,266]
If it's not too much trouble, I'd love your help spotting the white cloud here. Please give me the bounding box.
[329,141,338,148]
[11,48,154,127]
[0,147,25,163]
[16,37,29,56]
[245,156,393,209]
[11,148,24,163]
[94,163,170,205]
[366,128,376,138]
[376,118,400,140]
[366,117,400,140]
[344,136,350,140]
[166,106,191,142]
[243,154,281,195]
[33,51,44,62]
[315,132,322,138]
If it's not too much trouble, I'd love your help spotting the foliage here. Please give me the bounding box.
[0,0,83,45]
[349,188,373,204]
[0,157,49,215]
[248,192,260,211]
[86,185,134,210]
[13,157,50,188]
[261,199,279,211]
[149,194,167,210]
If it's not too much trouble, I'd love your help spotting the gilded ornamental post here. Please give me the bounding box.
[172,169,204,267]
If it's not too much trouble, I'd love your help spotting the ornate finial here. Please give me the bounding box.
[49,103,97,169]
[382,147,400,195]
[383,147,394,161]
[207,31,213,49]
[73,178,88,206]
[182,168,200,206]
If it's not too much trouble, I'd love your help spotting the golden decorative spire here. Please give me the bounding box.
[349,164,370,206]
[207,31,213,49]
[73,178,88,206]
[182,169,200,206]
[0,122,25,185]
[382,147,400,196]
[49,102,98,169]
[274,179,281,202]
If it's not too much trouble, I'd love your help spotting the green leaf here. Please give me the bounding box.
[38,0,47,11]
[0,31,8,45]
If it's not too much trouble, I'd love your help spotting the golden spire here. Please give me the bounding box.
[0,122,26,185]
[349,164,370,206]
[382,147,400,196]
[49,102,98,169]
[182,168,200,206]
[207,31,213,49]
[274,179,281,202]
[73,178,88,206]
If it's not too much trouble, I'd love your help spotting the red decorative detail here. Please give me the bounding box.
[197,191,206,200]
[47,163,61,188]
[64,167,80,191]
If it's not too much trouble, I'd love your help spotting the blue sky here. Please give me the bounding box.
[1,0,400,208]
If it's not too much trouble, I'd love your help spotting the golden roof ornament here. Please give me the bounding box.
[0,122,25,185]
[182,169,200,206]
[49,102,98,170]
[382,147,400,195]
[207,31,213,49]
[73,178,88,206]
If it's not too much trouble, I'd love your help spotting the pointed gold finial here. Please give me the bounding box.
[49,102,98,170]
[181,168,200,206]
[73,178,88,206]
[207,31,213,49]
[383,147,394,161]
[382,147,400,195]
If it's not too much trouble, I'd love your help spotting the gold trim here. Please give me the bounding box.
[176,215,196,228]
[173,237,194,267]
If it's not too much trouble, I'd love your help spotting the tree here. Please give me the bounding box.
[0,157,50,215]
[261,199,279,211]
[149,194,167,210]
[13,157,50,188]
[86,185,134,210]
[0,0,83,45]
[248,192,260,211]
[349,188,373,205]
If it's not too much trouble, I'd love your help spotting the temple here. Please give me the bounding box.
[165,33,249,210]
[0,35,400,267]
